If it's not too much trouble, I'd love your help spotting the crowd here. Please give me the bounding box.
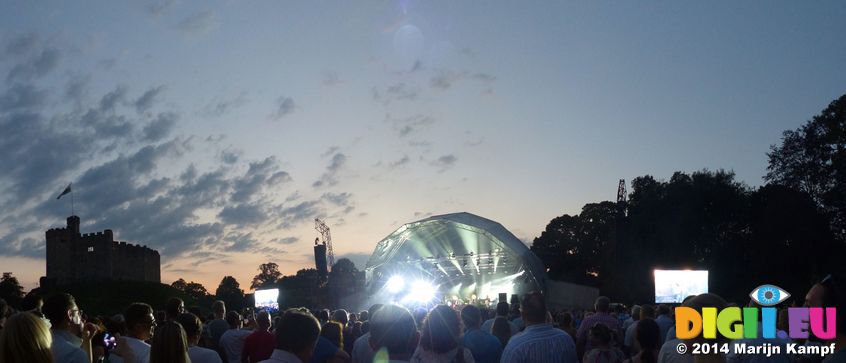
[1,275,845,363]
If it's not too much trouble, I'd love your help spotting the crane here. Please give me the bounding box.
[314,218,335,271]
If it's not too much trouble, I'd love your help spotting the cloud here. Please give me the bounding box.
[270,96,296,120]
[0,83,47,110]
[135,85,166,114]
[272,237,300,245]
[312,152,346,188]
[277,200,321,229]
[323,71,342,87]
[201,92,248,117]
[218,204,267,226]
[230,156,291,203]
[373,83,420,105]
[388,155,410,169]
[65,75,90,101]
[430,70,496,90]
[220,149,241,164]
[147,0,176,18]
[142,112,178,142]
[385,114,434,137]
[5,33,41,56]
[322,192,352,206]
[99,85,128,111]
[176,10,217,36]
[431,154,458,172]
[6,48,60,82]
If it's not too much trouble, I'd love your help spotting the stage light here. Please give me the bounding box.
[408,280,436,303]
[386,275,405,293]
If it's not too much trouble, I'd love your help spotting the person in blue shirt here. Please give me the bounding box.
[461,305,503,363]
[501,292,578,363]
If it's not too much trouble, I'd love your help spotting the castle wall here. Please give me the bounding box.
[44,217,161,285]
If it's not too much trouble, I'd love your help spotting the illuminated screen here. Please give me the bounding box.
[254,289,279,311]
[654,270,708,303]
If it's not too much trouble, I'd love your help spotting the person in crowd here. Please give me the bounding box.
[412,307,428,332]
[219,311,253,363]
[481,302,518,335]
[243,310,275,363]
[491,315,512,348]
[43,293,97,363]
[175,312,223,363]
[0,312,54,363]
[724,298,792,363]
[584,323,625,363]
[111,302,157,363]
[658,294,728,363]
[208,301,229,354]
[818,274,846,363]
[654,305,673,344]
[501,292,578,363]
[577,296,623,359]
[626,304,655,355]
[351,321,363,340]
[368,304,419,363]
[312,321,350,363]
[623,306,641,334]
[351,304,382,363]
[348,313,358,327]
[149,321,191,363]
[557,312,578,340]
[461,304,502,363]
[22,293,45,317]
[331,309,354,356]
[317,310,330,326]
[411,304,474,362]
[0,298,7,335]
[259,309,321,363]
[92,330,110,363]
[511,305,524,331]
[321,322,344,351]
[166,298,185,322]
[625,318,660,363]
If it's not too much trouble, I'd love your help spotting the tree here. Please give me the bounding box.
[215,276,245,312]
[251,262,282,290]
[0,272,25,307]
[171,278,188,292]
[279,269,324,308]
[327,258,363,306]
[172,279,211,303]
[766,94,846,240]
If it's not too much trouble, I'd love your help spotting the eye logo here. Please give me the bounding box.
[750,284,790,306]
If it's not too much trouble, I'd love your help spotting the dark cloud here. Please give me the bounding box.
[430,70,496,90]
[272,237,300,245]
[312,152,346,188]
[135,85,165,114]
[431,154,458,172]
[276,200,321,229]
[219,204,267,226]
[322,192,352,206]
[385,114,434,137]
[271,96,296,120]
[142,112,178,142]
[0,83,47,110]
[388,155,410,169]
[5,33,41,56]
[220,149,241,164]
[176,10,217,35]
[99,85,128,111]
[384,83,419,103]
[65,75,90,101]
[147,0,175,18]
[201,92,248,117]
[6,48,60,82]
[323,71,342,87]
[231,156,290,203]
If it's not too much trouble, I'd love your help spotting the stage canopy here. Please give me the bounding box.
[364,212,547,303]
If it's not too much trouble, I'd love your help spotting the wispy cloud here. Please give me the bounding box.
[270,96,296,120]
[176,10,217,36]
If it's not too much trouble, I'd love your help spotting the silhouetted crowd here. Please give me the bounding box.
[1,275,845,363]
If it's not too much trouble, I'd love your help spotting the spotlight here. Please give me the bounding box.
[407,280,436,303]
[386,275,405,293]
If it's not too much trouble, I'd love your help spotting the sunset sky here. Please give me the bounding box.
[2,1,845,292]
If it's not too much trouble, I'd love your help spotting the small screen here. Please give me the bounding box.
[654,270,708,303]
[254,288,280,311]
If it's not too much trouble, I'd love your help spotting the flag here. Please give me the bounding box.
[56,183,72,199]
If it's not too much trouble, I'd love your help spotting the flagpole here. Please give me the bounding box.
[71,188,75,216]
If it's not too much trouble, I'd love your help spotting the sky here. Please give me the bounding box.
[1,1,845,292]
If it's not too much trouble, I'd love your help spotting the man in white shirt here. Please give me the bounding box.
[219,311,253,363]
[259,309,321,363]
[43,293,97,363]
